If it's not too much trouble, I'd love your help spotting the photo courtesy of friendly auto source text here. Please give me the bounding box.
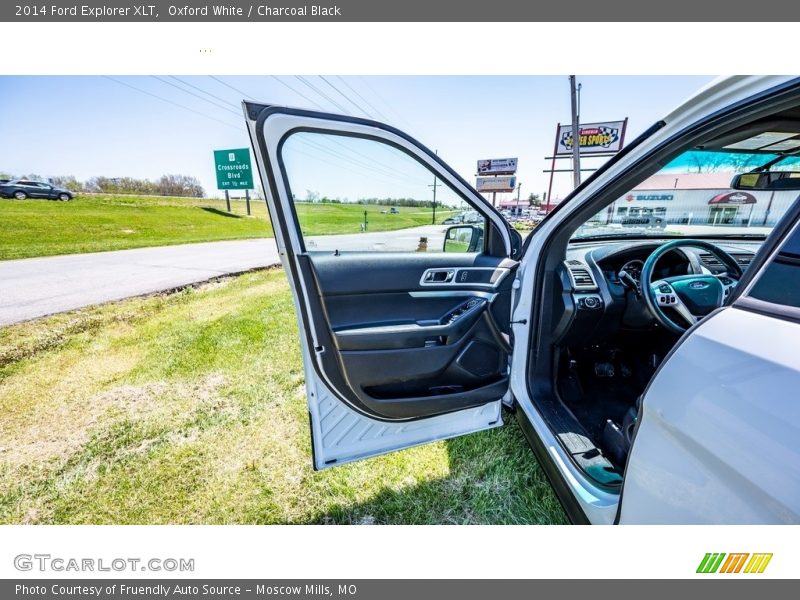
[1,0,799,591]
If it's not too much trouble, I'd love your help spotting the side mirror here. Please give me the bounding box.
[443,225,483,253]
[732,171,800,191]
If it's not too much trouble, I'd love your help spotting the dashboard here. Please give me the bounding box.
[553,238,762,344]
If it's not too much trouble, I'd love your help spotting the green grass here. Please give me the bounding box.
[0,195,457,260]
[0,269,566,524]
[295,203,455,236]
[0,194,271,260]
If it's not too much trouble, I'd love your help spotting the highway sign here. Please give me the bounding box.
[214,148,253,190]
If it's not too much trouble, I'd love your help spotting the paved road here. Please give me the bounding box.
[0,225,451,326]
[0,239,280,326]
[306,224,449,252]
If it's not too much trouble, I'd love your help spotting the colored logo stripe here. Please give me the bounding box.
[744,553,773,574]
[697,553,772,574]
[720,553,749,573]
[697,553,726,573]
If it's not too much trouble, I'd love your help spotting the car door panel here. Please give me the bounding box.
[305,251,515,419]
[246,104,516,468]
[618,307,800,523]
[308,252,515,295]
[26,182,41,198]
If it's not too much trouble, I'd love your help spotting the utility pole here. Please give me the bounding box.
[515,181,522,211]
[429,150,440,225]
[569,75,582,189]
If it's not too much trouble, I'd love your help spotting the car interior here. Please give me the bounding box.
[524,104,800,489]
[253,97,799,481]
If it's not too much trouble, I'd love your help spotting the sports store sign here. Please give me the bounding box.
[556,120,627,155]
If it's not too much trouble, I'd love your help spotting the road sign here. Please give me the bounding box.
[477,157,518,175]
[214,148,253,190]
[476,175,517,192]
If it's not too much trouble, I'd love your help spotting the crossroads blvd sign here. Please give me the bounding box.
[214,148,253,190]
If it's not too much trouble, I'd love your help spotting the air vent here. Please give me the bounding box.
[733,253,753,268]
[564,260,598,290]
[698,251,753,272]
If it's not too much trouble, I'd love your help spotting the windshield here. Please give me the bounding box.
[570,150,800,240]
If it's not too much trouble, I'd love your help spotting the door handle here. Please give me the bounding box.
[421,269,455,284]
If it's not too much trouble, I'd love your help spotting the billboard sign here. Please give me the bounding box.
[477,157,518,175]
[556,120,626,155]
[476,175,517,193]
[214,147,253,190]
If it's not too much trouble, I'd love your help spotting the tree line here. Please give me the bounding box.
[298,191,459,208]
[0,172,205,198]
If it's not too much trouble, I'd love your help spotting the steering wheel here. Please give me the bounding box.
[641,239,743,334]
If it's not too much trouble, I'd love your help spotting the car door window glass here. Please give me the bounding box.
[280,131,481,253]
[747,219,800,309]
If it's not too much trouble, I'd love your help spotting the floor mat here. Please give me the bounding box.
[566,377,638,441]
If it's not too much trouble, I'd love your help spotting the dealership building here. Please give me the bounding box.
[604,172,796,227]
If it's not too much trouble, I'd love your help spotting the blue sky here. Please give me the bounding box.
[0,75,713,200]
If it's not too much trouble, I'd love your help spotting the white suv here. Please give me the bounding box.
[245,76,800,524]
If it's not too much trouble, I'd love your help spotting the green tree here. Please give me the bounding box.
[49,175,83,192]
[527,193,542,208]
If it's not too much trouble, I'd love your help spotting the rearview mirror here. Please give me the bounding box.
[731,171,800,191]
[443,225,483,253]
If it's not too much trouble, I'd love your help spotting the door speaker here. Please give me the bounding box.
[457,341,500,378]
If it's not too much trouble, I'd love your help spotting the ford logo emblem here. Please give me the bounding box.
[689,281,708,289]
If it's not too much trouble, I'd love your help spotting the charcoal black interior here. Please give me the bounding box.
[304,252,517,419]
[544,240,759,475]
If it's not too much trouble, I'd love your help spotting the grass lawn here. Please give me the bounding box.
[0,269,566,524]
[0,194,271,261]
[295,203,456,236]
[0,195,457,261]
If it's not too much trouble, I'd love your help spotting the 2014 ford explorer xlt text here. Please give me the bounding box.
[244,76,800,524]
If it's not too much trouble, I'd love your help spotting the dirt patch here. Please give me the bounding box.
[0,373,229,469]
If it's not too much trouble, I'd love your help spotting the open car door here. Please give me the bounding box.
[245,104,521,469]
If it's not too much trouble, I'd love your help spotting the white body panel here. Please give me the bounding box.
[509,76,797,523]
[254,76,800,519]
[619,308,800,523]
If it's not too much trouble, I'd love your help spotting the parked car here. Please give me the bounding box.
[245,75,800,524]
[389,207,399,214]
[0,179,74,201]
[462,210,482,224]
[442,214,464,225]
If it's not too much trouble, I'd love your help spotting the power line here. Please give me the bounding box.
[357,76,415,131]
[297,136,428,188]
[288,145,423,194]
[269,76,327,110]
[208,75,255,101]
[335,76,392,123]
[319,75,373,119]
[295,75,351,115]
[169,76,242,110]
[318,135,429,184]
[103,76,241,130]
[151,76,241,116]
